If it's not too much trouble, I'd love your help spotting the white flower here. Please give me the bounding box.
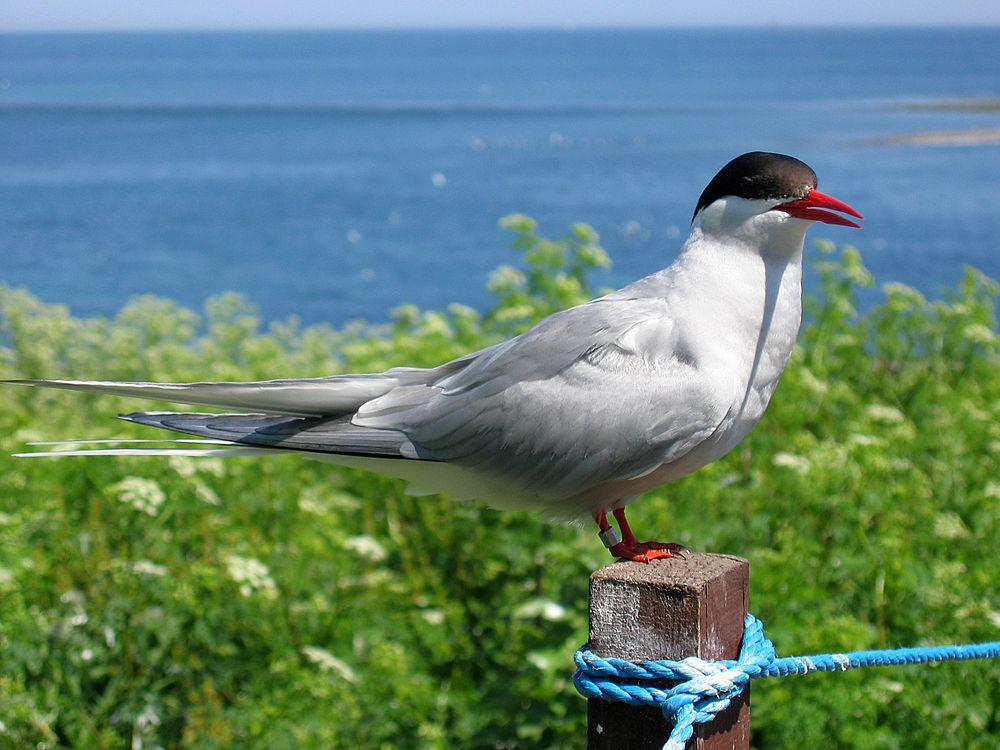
[343,535,387,562]
[933,512,971,540]
[0,567,12,585]
[302,646,356,682]
[448,303,479,320]
[772,452,812,474]
[419,311,452,337]
[888,458,913,472]
[114,477,166,516]
[487,265,526,293]
[866,404,906,424]
[169,455,224,479]
[798,368,829,395]
[883,282,924,302]
[527,652,551,670]
[81,649,94,661]
[963,324,998,345]
[514,599,568,621]
[61,589,85,605]
[421,609,445,625]
[132,560,168,577]
[168,456,197,478]
[848,433,883,447]
[196,458,225,477]
[493,304,535,323]
[194,482,221,506]
[225,555,276,597]
[391,303,420,324]
[298,495,325,515]
[717,473,739,488]
[136,703,161,731]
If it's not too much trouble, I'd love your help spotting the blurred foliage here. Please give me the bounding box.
[0,218,998,750]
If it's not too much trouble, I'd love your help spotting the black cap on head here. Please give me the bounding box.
[693,152,818,221]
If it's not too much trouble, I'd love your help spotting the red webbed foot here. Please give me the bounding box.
[633,541,690,556]
[608,541,688,563]
[594,508,690,564]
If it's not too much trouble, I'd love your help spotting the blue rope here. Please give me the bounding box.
[573,614,1000,750]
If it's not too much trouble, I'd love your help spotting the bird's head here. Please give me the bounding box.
[691,152,862,254]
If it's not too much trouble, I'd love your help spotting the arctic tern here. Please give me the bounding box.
[5,152,862,562]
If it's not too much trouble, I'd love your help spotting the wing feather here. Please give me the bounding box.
[353,297,734,506]
[118,412,434,460]
[7,293,734,516]
[1,356,484,418]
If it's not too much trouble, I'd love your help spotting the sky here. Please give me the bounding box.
[2,0,999,32]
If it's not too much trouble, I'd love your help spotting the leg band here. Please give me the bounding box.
[598,525,622,549]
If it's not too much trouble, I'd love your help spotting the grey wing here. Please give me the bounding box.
[119,412,434,459]
[10,293,732,510]
[354,297,736,502]
[1,349,492,418]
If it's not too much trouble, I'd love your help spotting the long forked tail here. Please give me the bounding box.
[117,412,431,460]
[12,410,427,461]
[6,378,435,462]
[3,370,506,504]
[16,443,279,458]
[2,370,433,418]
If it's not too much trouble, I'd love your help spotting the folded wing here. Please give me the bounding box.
[8,296,733,513]
[2,352,484,417]
[119,411,433,460]
[353,297,733,502]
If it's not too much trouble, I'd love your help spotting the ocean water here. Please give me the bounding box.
[1,28,998,325]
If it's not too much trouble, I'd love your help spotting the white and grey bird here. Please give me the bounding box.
[5,152,862,562]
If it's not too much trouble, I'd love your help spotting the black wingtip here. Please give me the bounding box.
[117,412,167,426]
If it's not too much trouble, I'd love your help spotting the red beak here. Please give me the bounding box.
[773,189,863,228]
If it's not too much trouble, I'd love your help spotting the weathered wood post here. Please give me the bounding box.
[587,553,750,750]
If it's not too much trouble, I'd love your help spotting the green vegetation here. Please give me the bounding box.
[0,217,998,749]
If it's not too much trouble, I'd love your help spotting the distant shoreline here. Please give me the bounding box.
[867,128,1000,147]
[878,98,1000,145]
[899,99,1000,112]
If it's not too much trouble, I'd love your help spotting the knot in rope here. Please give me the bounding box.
[573,615,774,750]
[574,613,1000,750]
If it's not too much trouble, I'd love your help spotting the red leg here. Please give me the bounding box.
[593,507,689,563]
[594,510,609,531]
[612,508,638,547]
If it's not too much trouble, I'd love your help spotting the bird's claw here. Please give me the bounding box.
[609,541,690,564]
[638,541,690,558]
[595,508,689,563]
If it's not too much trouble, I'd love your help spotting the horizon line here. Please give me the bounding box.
[2,22,999,35]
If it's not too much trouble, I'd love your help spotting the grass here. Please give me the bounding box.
[0,216,998,749]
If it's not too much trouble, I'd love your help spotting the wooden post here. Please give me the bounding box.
[586,553,750,750]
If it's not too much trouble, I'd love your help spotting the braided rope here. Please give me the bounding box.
[573,614,1000,750]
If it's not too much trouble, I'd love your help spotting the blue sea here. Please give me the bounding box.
[1,28,998,325]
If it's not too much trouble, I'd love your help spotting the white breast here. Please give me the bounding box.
[605,221,805,502]
[705,254,802,460]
